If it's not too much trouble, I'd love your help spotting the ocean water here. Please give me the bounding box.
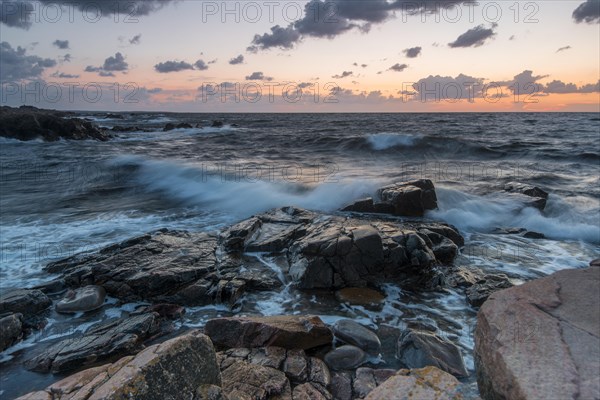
[0,112,599,398]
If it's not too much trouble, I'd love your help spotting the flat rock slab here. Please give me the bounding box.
[205,315,333,350]
[16,331,221,400]
[475,267,600,400]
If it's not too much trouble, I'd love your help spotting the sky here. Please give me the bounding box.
[1,0,599,112]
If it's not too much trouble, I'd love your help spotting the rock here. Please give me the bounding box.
[466,274,513,307]
[396,329,468,378]
[591,259,600,267]
[445,266,485,288]
[324,345,367,371]
[45,230,281,306]
[293,383,331,400]
[418,228,458,264]
[55,285,106,313]
[335,287,385,307]
[0,106,111,141]
[163,122,193,131]
[211,120,224,128]
[377,179,438,217]
[247,347,287,369]
[195,384,228,400]
[504,182,549,211]
[111,125,141,132]
[330,371,353,400]
[33,278,66,295]
[25,313,162,373]
[332,319,381,354]
[0,288,51,329]
[17,330,221,400]
[105,113,124,119]
[221,360,292,400]
[143,303,186,320]
[308,357,331,388]
[342,198,375,213]
[205,315,333,350]
[523,231,545,239]
[353,367,378,398]
[0,313,23,351]
[365,366,465,400]
[475,267,600,400]
[283,349,308,383]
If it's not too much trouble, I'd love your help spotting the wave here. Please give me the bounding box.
[429,187,600,244]
[367,133,420,150]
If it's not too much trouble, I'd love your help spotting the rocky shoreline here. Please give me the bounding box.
[1,180,598,399]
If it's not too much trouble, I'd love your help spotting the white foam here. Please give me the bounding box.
[367,133,420,150]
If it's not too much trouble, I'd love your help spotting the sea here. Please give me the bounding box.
[0,112,599,398]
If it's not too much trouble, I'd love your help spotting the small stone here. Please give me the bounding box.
[324,345,367,371]
[55,285,106,313]
[332,319,381,353]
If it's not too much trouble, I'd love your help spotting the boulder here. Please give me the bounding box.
[377,179,438,217]
[25,313,162,373]
[396,330,469,378]
[0,106,111,141]
[342,198,375,213]
[364,366,466,400]
[0,313,23,351]
[332,319,381,354]
[16,331,221,400]
[466,274,513,307]
[475,267,600,400]
[55,285,106,313]
[324,345,367,371]
[205,315,333,350]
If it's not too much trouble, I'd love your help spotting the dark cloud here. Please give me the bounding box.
[52,39,69,49]
[332,71,353,78]
[556,45,572,53]
[0,0,176,29]
[62,53,71,62]
[403,46,422,58]
[229,55,244,65]
[545,79,600,93]
[573,0,600,23]
[154,60,195,73]
[194,59,209,70]
[0,41,57,81]
[389,63,408,72]
[353,62,368,68]
[448,24,496,48]
[99,71,115,77]
[496,70,548,95]
[129,34,142,45]
[246,71,273,81]
[412,73,486,100]
[103,52,128,71]
[51,71,79,79]
[147,87,163,94]
[248,0,468,51]
[208,59,218,65]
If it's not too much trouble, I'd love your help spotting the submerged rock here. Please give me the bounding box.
[475,267,600,400]
[335,287,385,307]
[332,319,381,354]
[55,285,106,313]
[396,329,469,378]
[17,331,221,400]
[205,315,333,350]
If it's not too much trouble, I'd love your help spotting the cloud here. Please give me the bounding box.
[544,79,600,93]
[556,45,572,52]
[0,0,176,29]
[332,71,353,78]
[448,24,496,48]
[403,46,422,58]
[99,71,115,77]
[248,0,469,51]
[147,87,163,94]
[509,35,516,41]
[573,0,600,23]
[194,59,209,70]
[0,41,57,81]
[102,52,128,71]
[246,71,273,81]
[229,55,245,65]
[129,34,142,45]
[412,73,486,100]
[389,63,408,72]
[51,71,80,79]
[352,63,368,68]
[52,39,69,49]
[61,53,71,62]
[154,60,195,73]
[208,59,217,64]
[497,70,548,95]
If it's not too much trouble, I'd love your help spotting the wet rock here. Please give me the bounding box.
[17,331,221,400]
[33,278,66,295]
[342,198,375,213]
[205,315,333,350]
[335,287,385,307]
[332,319,381,354]
[324,345,367,371]
[377,179,438,217]
[45,230,280,306]
[418,228,458,264]
[0,313,23,351]
[445,266,485,288]
[0,288,51,330]
[591,259,600,267]
[396,329,468,378]
[466,274,513,307]
[0,106,112,141]
[163,122,193,131]
[141,303,186,320]
[211,120,224,128]
[504,182,549,211]
[523,230,545,239]
[475,267,600,400]
[365,366,465,400]
[330,371,353,400]
[55,285,106,313]
[25,313,162,373]
[221,360,291,400]
[376,324,403,362]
